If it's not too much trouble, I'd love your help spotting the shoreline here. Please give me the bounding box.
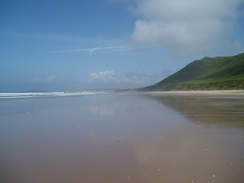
[145,90,244,96]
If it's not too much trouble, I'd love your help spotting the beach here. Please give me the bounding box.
[0,92,244,183]
[149,90,244,96]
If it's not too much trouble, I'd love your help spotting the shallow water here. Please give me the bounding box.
[0,93,243,183]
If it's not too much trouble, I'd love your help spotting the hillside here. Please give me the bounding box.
[140,53,244,91]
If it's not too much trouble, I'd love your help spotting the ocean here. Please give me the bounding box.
[0,92,243,183]
[0,91,101,101]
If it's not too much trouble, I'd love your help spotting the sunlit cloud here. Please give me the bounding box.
[129,0,244,57]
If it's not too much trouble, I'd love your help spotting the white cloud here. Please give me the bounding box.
[89,69,175,87]
[53,44,133,55]
[130,0,244,57]
[89,71,120,82]
[46,75,59,82]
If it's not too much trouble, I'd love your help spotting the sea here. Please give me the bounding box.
[0,91,101,101]
[0,91,244,183]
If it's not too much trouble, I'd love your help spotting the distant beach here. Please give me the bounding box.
[148,90,244,96]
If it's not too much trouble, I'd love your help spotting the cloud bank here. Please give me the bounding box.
[89,69,175,88]
[89,71,119,82]
[130,0,244,57]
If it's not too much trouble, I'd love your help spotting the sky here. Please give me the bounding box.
[0,0,244,91]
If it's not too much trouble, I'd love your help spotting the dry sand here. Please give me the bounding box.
[149,90,244,96]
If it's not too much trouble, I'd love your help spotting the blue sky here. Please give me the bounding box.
[1,0,244,91]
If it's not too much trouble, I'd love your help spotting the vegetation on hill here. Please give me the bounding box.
[140,53,244,91]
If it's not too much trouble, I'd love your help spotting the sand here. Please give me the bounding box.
[0,93,244,183]
[148,90,244,96]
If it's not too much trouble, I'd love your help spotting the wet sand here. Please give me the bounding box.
[0,92,244,183]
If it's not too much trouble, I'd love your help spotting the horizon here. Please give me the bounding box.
[1,0,244,92]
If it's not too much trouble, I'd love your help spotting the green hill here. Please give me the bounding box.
[140,53,244,91]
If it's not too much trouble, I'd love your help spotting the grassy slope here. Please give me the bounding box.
[141,53,244,91]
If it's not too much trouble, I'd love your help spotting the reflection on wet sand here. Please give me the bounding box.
[149,94,244,128]
[0,93,243,183]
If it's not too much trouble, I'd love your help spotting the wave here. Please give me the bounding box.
[0,91,104,101]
